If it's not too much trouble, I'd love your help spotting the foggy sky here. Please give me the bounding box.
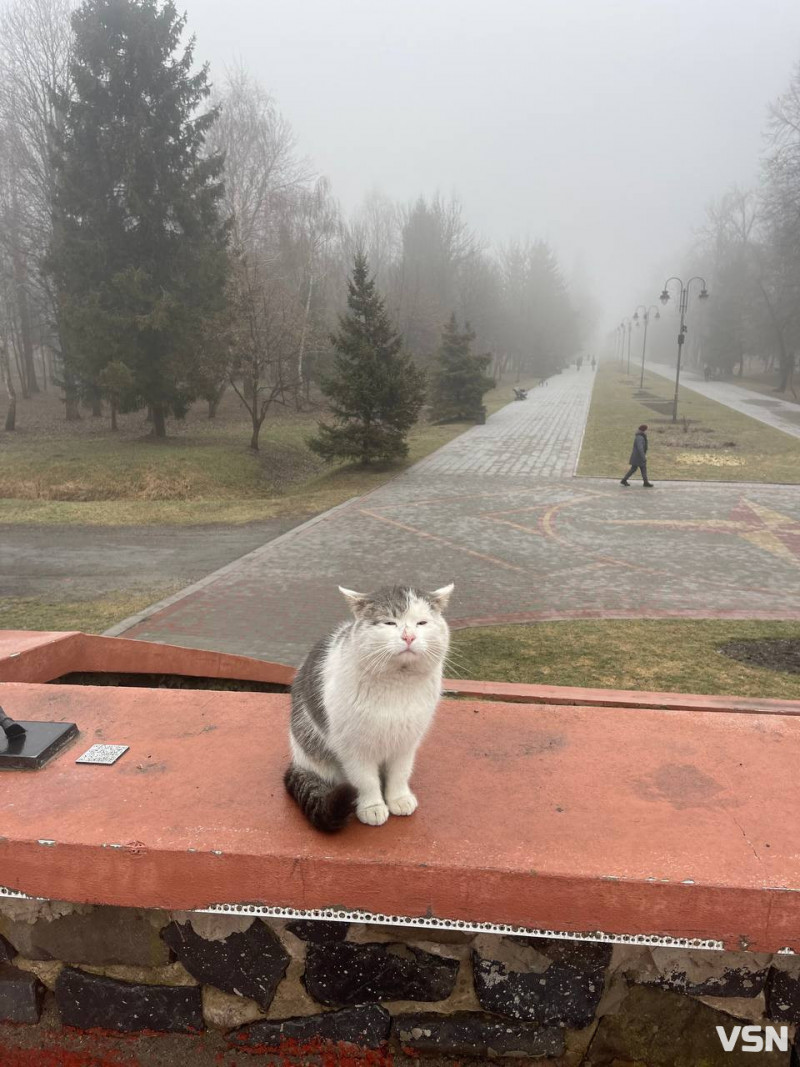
[185,0,800,335]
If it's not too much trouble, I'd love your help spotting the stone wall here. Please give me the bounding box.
[0,898,798,1064]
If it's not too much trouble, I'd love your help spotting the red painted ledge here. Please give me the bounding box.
[2,630,800,954]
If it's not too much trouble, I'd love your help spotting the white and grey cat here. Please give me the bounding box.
[284,582,454,832]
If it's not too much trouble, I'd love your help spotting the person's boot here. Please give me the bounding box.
[620,479,630,487]
[643,481,654,488]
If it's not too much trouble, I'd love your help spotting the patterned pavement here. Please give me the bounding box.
[113,367,800,666]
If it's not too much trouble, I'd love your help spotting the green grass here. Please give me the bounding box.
[0,377,534,526]
[578,363,800,483]
[450,619,800,701]
[0,585,181,634]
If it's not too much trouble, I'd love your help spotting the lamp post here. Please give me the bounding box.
[659,277,709,422]
[622,317,633,375]
[633,304,660,390]
[616,324,624,366]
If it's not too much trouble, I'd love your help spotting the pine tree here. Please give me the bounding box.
[309,254,426,465]
[430,313,494,421]
[47,0,229,438]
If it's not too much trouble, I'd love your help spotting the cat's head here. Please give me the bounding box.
[338,583,454,674]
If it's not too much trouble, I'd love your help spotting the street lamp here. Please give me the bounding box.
[633,304,660,390]
[659,277,709,422]
[622,317,633,375]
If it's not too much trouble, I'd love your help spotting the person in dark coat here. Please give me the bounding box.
[621,424,654,487]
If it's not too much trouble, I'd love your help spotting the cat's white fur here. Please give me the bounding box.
[291,583,453,825]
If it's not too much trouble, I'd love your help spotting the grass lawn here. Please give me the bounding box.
[726,368,799,405]
[577,362,800,483]
[0,585,182,635]
[0,376,536,526]
[450,619,800,701]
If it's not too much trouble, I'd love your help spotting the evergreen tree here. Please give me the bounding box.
[47,0,229,437]
[310,254,425,464]
[430,313,494,421]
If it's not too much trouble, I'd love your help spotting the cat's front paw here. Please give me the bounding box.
[357,801,389,826]
[387,792,418,816]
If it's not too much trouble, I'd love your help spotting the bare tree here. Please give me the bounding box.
[227,252,303,451]
[0,0,74,410]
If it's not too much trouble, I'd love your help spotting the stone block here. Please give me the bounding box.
[229,1004,391,1050]
[304,942,459,1006]
[638,947,770,998]
[393,1011,564,1059]
[472,936,611,1027]
[0,964,45,1023]
[162,919,289,1010]
[286,920,348,943]
[0,906,169,967]
[55,966,203,1033]
[585,984,790,1066]
[202,985,265,1030]
[767,965,800,1024]
[0,933,13,962]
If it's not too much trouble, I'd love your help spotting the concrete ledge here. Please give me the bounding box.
[2,631,800,954]
[0,630,294,686]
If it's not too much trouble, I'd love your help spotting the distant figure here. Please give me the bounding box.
[621,424,654,488]
[576,355,583,371]
[703,364,711,382]
[591,356,596,371]
[513,387,528,401]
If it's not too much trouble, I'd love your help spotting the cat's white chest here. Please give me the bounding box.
[327,672,439,761]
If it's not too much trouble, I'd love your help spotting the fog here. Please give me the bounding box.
[184,0,800,330]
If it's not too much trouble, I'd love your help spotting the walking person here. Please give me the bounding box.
[621,424,654,487]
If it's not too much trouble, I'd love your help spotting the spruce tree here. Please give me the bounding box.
[47,0,229,437]
[309,254,426,465]
[429,313,494,421]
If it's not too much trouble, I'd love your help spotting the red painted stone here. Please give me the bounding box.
[3,630,800,954]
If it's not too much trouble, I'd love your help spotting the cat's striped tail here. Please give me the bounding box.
[284,765,357,833]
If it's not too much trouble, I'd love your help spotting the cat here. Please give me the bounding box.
[284,582,454,832]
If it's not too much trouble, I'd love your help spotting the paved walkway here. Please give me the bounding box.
[0,518,300,604]
[111,367,800,666]
[647,360,800,439]
[414,368,596,477]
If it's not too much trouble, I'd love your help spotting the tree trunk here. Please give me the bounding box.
[90,388,102,416]
[2,344,17,431]
[249,418,260,451]
[296,273,314,409]
[208,382,225,418]
[10,185,38,394]
[151,403,167,439]
[110,400,118,431]
[4,395,16,432]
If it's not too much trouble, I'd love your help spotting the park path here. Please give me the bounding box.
[108,366,800,666]
[647,361,800,439]
[413,366,596,478]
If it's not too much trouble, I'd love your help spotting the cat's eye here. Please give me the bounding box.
[417,621,429,626]
[382,620,397,626]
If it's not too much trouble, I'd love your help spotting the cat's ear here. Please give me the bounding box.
[428,582,454,612]
[338,586,368,615]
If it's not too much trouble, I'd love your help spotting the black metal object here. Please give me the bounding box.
[0,706,78,770]
[0,708,26,740]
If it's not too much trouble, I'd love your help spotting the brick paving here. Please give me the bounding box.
[647,360,800,439]
[112,367,800,666]
[413,367,596,478]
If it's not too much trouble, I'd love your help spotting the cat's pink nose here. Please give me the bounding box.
[402,630,415,646]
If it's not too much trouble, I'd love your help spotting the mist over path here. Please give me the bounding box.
[646,362,800,441]
[109,374,800,665]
